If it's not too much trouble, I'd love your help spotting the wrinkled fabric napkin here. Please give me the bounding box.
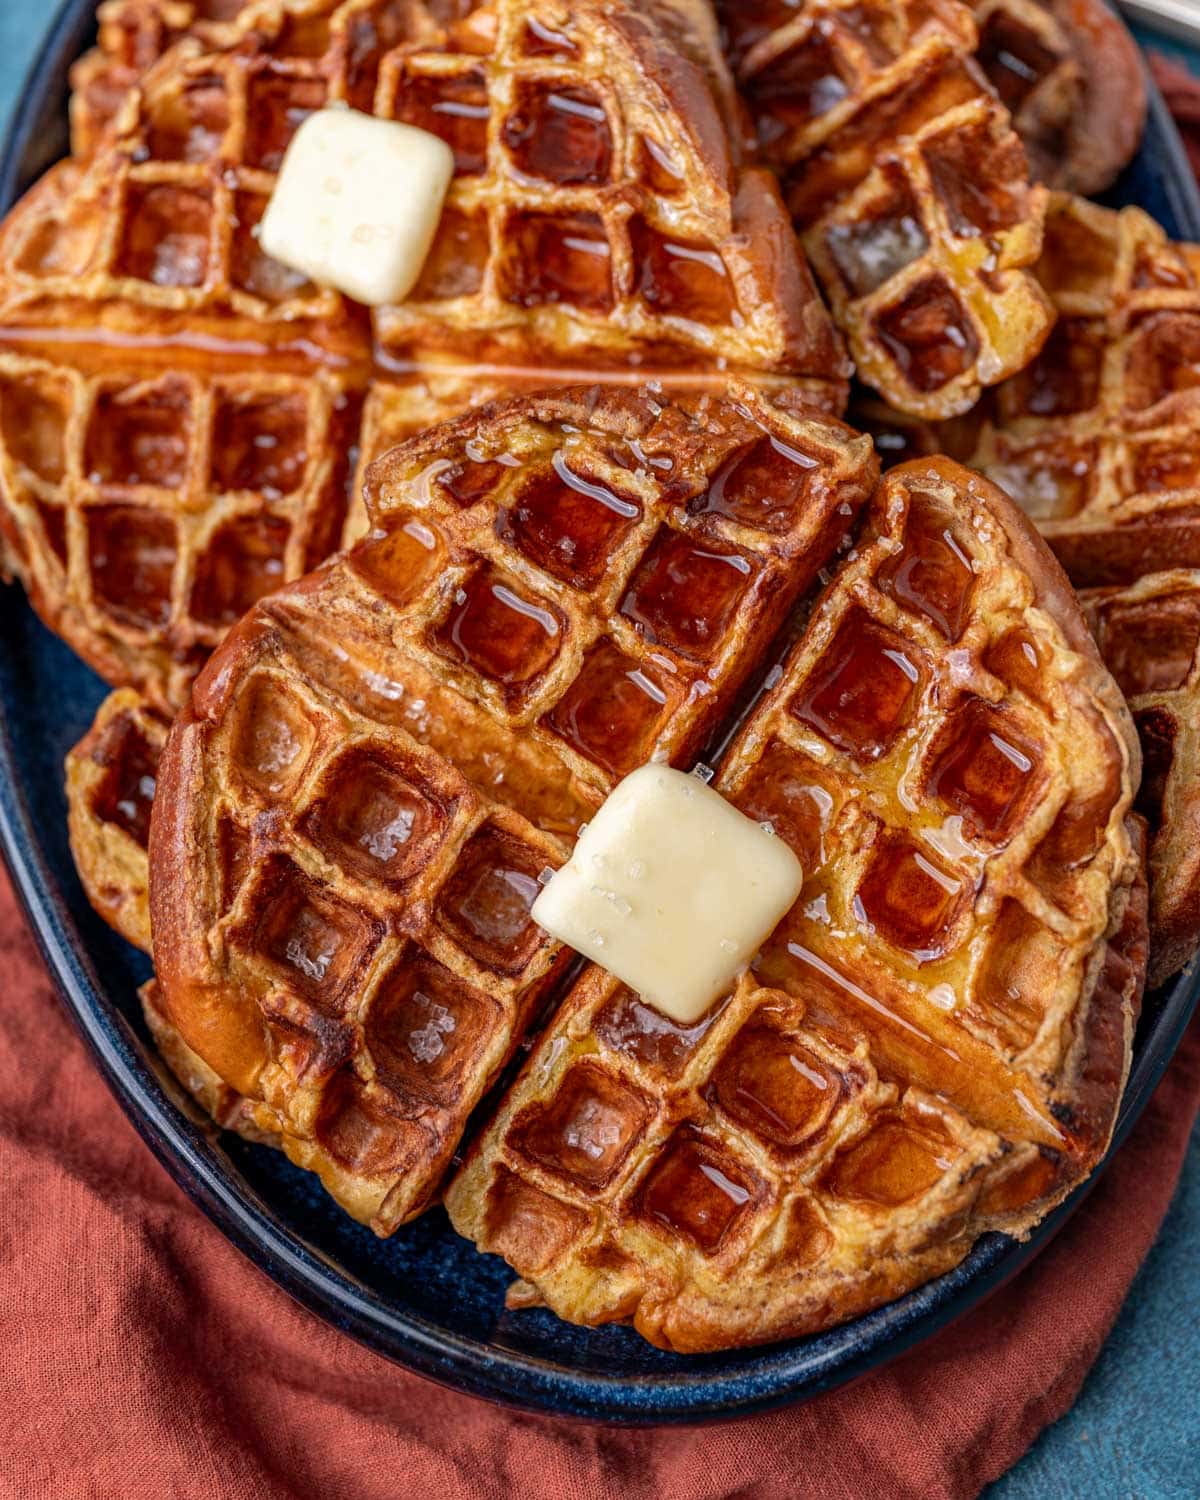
[6,60,1200,1499]
[3,875,1199,1498]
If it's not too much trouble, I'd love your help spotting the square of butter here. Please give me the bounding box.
[533,765,803,1025]
[258,106,454,307]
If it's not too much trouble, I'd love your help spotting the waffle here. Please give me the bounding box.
[1083,572,1200,988]
[0,0,848,709]
[146,382,878,1232]
[971,0,1146,196]
[717,0,1053,420]
[17,0,843,379]
[69,1,256,158]
[447,455,1146,1352]
[66,687,167,953]
[936,195,1200,590]
[0,347,372,708]
[66,696,305,1167]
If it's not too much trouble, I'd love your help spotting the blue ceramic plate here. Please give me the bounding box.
[3,0,1199,1426]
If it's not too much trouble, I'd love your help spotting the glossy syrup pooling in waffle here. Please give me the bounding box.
[0,352,363,707]
[0,0,849,713]
[147,384,878,1233]
[447,456,1145,1351]
[717,0,1054,420]
[16,0,843,379]
[856,195,1200,984]
[939,195,1200,590]
[70,0,258,158]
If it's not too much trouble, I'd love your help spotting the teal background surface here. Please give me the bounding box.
[0,4,1196,1494]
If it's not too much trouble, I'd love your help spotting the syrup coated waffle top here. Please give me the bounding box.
[448,455,1146,1351]
[716,0,1053,420]
[65,691,345,1178]
[15,0,844,377]
[1084,571,1200,988]
[148,382,878,1233]
[0,0,848,711]
[71,0,256,157]
[940,195,1200,590]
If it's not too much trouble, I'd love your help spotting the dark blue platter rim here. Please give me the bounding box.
[1,0,1198,1426]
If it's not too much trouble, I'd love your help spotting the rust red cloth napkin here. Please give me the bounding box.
[1153,56,1200,182]
[2,878,1199,1499]
[6,66,1200,1498]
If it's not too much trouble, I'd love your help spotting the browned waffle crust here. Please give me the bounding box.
[717,0,1054,419]
[65,686,168,952]
[70,1,257,157]
[939,194,1200,589]
[1084,572,1200,988]
[0,0,847,712]
[853,195,1200,984]
[147,382,878,1233]
[447,455,1146,1351]
[971,0,1146,196]
[66,690,283,1150]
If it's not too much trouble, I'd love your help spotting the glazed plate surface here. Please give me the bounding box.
[2,0,1199,1424]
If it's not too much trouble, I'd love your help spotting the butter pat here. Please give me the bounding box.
[533,765,803,1025]
[259,106,454,306]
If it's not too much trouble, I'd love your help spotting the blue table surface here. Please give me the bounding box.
[1,4,1197,1494]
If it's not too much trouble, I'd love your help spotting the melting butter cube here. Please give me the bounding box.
[533,765,803,1025]
[259,106,454,307]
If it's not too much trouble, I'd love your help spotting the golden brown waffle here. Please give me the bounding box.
[66,693,301,1160]
[147,382,878,1232]
[141,979,289,1154]
[1083,572,1200,988]
[935,195,1200,590]
[717,0,1053,420]
[70,1,257,157]
[66,686,167,953]
[365,0,842,374]
[0,0,848,710]
[17,0,842,377]
[447,455,1146,1352]
[971,0,1146,196]
[0,347,367,707]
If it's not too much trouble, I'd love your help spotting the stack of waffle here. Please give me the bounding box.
[861,192,1200,987]
[0,0,845,710]
[0,0,1191,1354]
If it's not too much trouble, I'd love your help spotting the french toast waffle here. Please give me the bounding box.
[147,383,878,1232]
[854,197,1200,982]
[0,0,848,710]
[0,349,366,707]
[18,0,842,379]
[66,700,312,1168]
[447,455,1146,1351]
[971,0,1146,195]
[69,0,255,158]
[1083,572,1200,988]
[717,0,1054,419]
[938,194,1200,589]
[66,686,167,953]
